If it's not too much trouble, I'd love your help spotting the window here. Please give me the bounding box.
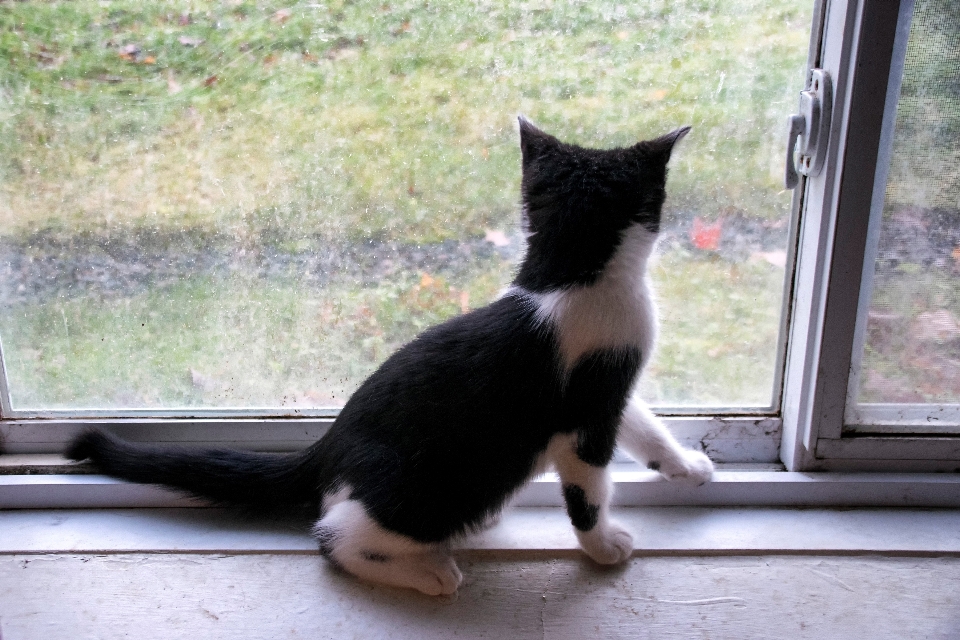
[2,0,957,479]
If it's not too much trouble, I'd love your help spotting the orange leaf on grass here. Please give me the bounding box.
[691,217,723,251]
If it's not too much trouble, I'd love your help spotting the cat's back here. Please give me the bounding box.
[340,292,560,422]
[322,292,562,466]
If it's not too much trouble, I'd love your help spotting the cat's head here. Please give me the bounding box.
[514,117,689,292]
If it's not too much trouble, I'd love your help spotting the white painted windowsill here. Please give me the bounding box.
[3,465,960,509]
[2,506,960,557]
[4,457,960,557]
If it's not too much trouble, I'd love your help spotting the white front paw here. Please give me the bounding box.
[663,450,714,485]
[577,521,633,565]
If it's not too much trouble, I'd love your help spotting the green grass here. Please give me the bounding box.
[644,252,784,406]
[0,0,809,411]
[0,251,784,410]
[0,266,510,409]
[0,0,810,241]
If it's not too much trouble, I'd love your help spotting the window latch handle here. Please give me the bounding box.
[785,69,833,189]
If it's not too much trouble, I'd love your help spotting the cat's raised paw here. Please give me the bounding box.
[663,450,714,485]
[577,521,634,565]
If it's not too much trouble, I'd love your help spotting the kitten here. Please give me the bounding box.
[66,117,714,596]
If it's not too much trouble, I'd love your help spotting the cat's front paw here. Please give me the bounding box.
[661,450,714,485]
[577,521,633,565]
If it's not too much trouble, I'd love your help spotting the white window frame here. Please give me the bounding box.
[781,0,960,473]
[2,0,960,509]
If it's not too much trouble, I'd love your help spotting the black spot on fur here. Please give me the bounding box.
[647,461,661,471]
[565,348,643,467]
[563,484,600,532]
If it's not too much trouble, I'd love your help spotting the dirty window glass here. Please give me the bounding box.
[0,0,812,414]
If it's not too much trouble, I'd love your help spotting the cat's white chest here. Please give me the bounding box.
[516,224,659,370]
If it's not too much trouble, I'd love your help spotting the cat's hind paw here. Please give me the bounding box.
[407,553,463,596]
[577,521,634,565]
[662,450,714,486]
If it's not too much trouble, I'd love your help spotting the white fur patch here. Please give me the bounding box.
[509,223,659,370]
[313,499,463,596]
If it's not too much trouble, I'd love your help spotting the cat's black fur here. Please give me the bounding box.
[67,118,692,591]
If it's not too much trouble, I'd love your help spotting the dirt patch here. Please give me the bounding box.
[0,210,860,305]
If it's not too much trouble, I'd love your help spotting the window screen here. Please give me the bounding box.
[856,0,960,404]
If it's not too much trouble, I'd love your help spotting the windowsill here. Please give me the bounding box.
[1,506,959,557]
[2,456,960,509]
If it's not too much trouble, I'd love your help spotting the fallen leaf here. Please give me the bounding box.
[118,43,141,62]
[690,217,722,251]
[272,8,292,23]
[481,147,489,159]
[615,30,629,40]
[203,75,218,87]
[141,55,156,64]
[302,52,319,63]
[912,310,960,343]
[178,35,204,47]
[650,88,669,101]
[420,273,435,288]
[484,229,511,247]
[190,368,220,392]
[751,250,786,268]
[178,13,192,26]
[166,70,182,94]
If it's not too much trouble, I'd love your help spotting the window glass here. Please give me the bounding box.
[856,0,960,405]
[0,0,812,414]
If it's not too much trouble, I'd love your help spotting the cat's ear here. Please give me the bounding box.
[643,126,692,160]
[518,115,560,167]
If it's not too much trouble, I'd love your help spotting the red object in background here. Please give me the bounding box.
[691,217,723,251]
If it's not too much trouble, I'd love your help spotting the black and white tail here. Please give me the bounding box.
[66,430,324,510]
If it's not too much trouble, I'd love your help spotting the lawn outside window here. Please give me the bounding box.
[2,0,960,509]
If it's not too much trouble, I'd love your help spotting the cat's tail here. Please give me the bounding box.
[65,429,326,511]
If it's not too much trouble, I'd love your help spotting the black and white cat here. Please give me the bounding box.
[67,117,713,596]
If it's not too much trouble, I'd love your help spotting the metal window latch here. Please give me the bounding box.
[785,68,832,189]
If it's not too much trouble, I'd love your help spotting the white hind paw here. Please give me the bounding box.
[663,450,714,485]
[408,554,463,596]
[577,521,633,565]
